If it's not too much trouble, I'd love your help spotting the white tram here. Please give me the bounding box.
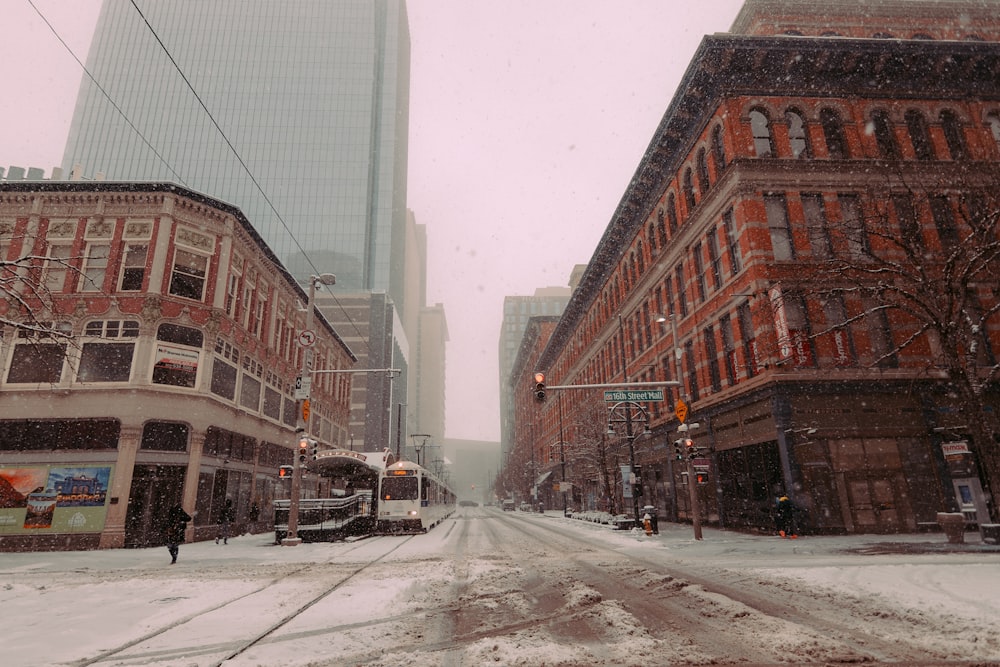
[376,460,456,533]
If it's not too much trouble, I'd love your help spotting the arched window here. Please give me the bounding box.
[904,110,933,160]
[656,208,667,246]
[939,110,967,160]
[786,109,810,158]
[666,194,679,234]
[636,241,645,275]
[647,221,657,255]
[711,125,727,172]
[683,168,697,211]
[820,108,849,159]
[749,109,774,157]
[871,110,900,159]
[697,148,711,193]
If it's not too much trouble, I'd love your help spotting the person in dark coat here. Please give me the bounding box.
[775,495,797,538]
[165,504,192,564]
[217,498,235,544]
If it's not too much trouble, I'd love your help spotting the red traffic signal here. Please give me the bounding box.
[533,371,546,402]
[298,438,310,464]
[278,465,294,478]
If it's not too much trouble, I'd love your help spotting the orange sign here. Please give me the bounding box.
[675,399,688,423]
[302,399,311,422]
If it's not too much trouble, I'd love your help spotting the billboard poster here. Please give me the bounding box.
[0,466,113,534]
[152,342,200,387]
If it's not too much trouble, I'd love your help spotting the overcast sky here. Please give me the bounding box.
[0,0,746,442]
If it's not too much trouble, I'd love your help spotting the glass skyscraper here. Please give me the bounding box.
[61,0,410,304]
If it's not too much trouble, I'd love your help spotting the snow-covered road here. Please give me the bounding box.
[2,506,998,666]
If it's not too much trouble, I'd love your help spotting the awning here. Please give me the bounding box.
[534,471,553,486]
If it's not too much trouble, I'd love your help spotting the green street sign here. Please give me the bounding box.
[604,389,664,402]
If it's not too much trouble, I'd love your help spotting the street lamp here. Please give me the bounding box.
[283,272,336,547]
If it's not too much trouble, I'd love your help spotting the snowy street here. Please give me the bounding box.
[3,506,999,666]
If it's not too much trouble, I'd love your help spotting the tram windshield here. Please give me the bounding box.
[381,476,418,501]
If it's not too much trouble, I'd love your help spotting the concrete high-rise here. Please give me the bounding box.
[61,0,414,452]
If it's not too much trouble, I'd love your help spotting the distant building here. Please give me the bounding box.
[0,181,355,551]
[498,280,578,460]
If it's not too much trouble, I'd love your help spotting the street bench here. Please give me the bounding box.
[981,524,1000,544]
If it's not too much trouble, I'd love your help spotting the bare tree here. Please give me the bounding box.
[793,176,1000,521]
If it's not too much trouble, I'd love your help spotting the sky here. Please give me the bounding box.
[2,513,998,666]
[0,0,747,442]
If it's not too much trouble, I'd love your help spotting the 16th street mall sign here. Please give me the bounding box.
[603,390,664,402]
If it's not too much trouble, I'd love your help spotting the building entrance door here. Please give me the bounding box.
[124,465,186,548]
[845,472,910,533]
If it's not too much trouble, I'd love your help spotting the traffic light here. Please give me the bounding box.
[696,471,709,485]
[673,439,684,461]
[533,371,546,402]
[310,439,319,461]
[298,437,309,464]
[278,465,294,479]
[683,438,695,459]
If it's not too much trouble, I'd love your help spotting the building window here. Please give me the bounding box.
[871,110,900,160]
[666,194,679,234]
[722,209,742,275]
[784,297,815,367]
[939,110,967,160]
[211,358,238,400]
[675,264,688,317]
[801,193,832,258]
[838,194,870,259]
[7,342,67,383]
[764,194,794,261]
[140,421,189,452]
[711,124,727,171]
[44,242,73,292]
[737,302,758,378]
[81,243,110,292]
[152,323,202,388]
[720,314,738,385]
[683,168,697,211]
[692,243,707,302]
[904,110,934,160]
[225,266,241,317]
[685,340,699,402]
[749,109,774,157]
[822,296,856,367]
[118,243,148,291]
[704,324,722,392]
[820,108,849,159]
[697,148,711,193]
[786,109,810,158]
[169,248,209,300]
[892,194,921,249]
[0,419,120,452]
[929,195,959,249]
[707,230,723,291]
[986,112,1000,153]
[78,320,139,383]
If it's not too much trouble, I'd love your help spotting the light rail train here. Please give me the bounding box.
[376,460,456,533]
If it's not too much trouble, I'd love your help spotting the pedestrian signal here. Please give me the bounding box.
[278,465,294,479]
[533,371,546,402]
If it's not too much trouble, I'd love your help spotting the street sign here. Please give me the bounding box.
[675,399,688,423]
[294,375,312,400]
[603,389,664,402]
[297,329,317,347]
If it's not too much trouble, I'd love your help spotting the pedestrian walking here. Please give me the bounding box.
[775,495,798,538]
[217,498,235,544]
[165,504,192,564]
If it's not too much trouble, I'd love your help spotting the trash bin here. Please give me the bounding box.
[936,512,965,544]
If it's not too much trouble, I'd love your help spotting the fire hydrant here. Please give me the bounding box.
[643,512,653,536]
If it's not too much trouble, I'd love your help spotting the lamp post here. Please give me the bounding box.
[283,272,336,547]
[615,314,643,525]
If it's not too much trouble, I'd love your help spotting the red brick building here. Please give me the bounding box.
[0,182,355,551]
[516,0,1000,534]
